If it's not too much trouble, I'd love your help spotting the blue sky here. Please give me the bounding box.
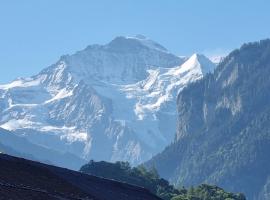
[1,0,270,83]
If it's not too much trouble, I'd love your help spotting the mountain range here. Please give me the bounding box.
[0,35,215,167]
[1,34,270,200]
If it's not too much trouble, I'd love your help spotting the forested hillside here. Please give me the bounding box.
[145,39,270,200]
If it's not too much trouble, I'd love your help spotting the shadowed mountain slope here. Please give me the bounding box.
[145,39,270,200]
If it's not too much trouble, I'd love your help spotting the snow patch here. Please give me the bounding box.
[40,125,88,142]
[0,76,45,90]
[0,119,35,131]
[45,87,74,103]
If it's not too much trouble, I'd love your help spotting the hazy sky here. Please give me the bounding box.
[1,0,270,83]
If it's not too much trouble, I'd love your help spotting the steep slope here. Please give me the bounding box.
[0,153,162,200]
[145,39,270,200]
[0,35,215,166]
[0,128,86,170]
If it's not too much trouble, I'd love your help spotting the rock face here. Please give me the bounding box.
[145,39,270,200]
[0,35,215,166]
[0,153,162,200]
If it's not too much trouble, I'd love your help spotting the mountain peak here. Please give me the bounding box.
[188,53,215,74]
[0,35,200,168]
[190,53,209,62]
[108,35,168,53]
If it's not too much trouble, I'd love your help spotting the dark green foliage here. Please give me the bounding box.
[80,160,179,200]
[172,185,246,200]
[80,161,245,200]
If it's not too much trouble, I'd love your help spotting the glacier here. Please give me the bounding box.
[0,35,215,167]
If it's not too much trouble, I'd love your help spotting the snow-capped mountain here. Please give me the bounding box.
[0,35,215,167]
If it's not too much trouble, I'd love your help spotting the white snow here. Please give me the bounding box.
[119,54,212,120]
[45,87,74,103]
[60,131,88,143]
[0,76,45,90]
[0,119,35,131]
[28,124,90,143]
[91,54,215,150]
